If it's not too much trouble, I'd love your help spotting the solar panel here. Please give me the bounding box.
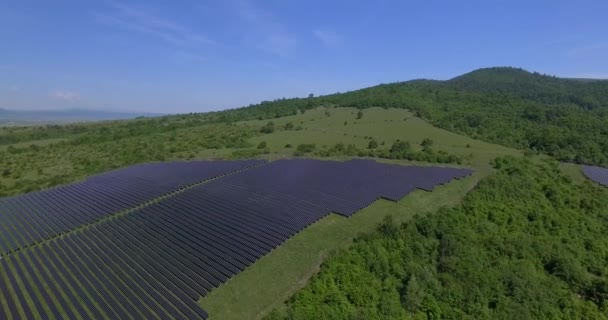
[0,160,266,256]
[582,165,608,187]
[1,158,472,319]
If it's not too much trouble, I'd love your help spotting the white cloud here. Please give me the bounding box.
[234,0,297,57]
[52,90,79,102]
[95,2,214,47]
[314,29,341,47]
[567,43,608,57]
[261,34,297,57]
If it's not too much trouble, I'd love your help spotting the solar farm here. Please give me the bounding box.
[582,165,608,187]
[0,159,472,319]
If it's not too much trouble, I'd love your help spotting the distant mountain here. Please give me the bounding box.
[445,67,608,109]
[0,108,161,125]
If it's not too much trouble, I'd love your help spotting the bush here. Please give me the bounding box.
[296,144,316,153]
[368,140,378,149]
[356,110,363,119]
[285,144,292,148]
[421,138,434,147]
[257,141,267,149]
[389,140,413,158]
[260,121,275,134]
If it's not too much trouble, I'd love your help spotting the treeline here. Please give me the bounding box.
[0,123,256,197]
[289,139,462,164]
[213,67,608,166]
[266,157,608,319]
[0,112,216,145]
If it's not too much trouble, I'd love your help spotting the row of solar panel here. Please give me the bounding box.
[582,165,608,187]
[0,160,265,256]
[0,159,472,319]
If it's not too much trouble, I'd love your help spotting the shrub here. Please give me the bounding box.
[368,139,378,149]
[257,141,267,149]
[296,144,316,153]
[260,121,275,134]
[389,140,413,158]
[421,138,434,147]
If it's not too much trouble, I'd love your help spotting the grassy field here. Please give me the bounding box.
[200,107,526,319]
[242,107,519,170]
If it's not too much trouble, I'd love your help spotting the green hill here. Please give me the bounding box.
[219,67,608,165]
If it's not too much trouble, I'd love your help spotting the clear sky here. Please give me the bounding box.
[1,0,607,113]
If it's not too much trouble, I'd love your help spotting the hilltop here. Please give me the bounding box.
[218,67,608,165]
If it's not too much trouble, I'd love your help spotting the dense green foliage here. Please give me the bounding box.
[0,121,256,196]
[306,139,462,164]
[220,68,608,165]
[266,157,608,319]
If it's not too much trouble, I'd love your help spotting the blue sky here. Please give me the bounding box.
[1,0,607,113]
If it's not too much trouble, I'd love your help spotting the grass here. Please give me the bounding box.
[559,162,587,185]
[242,107,520,171]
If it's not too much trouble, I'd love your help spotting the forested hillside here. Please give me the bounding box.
[266,157,608,319]
[219,67,608,165]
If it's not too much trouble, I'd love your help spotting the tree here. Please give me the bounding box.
[389,140,412,158]
[368,139,378,149]
[356,110,363,119]
[2,169,10,177]
[403,275,423,312]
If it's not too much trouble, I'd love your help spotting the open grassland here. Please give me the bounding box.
[241,107,520,171]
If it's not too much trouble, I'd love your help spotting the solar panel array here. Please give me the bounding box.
[0,159,472,319]
[582,165,608,187]
[0,160,265,256]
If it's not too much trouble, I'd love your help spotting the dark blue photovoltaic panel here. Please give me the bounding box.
[582,165,608,187]
[0,160,265,256]
[0,159,472,319]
